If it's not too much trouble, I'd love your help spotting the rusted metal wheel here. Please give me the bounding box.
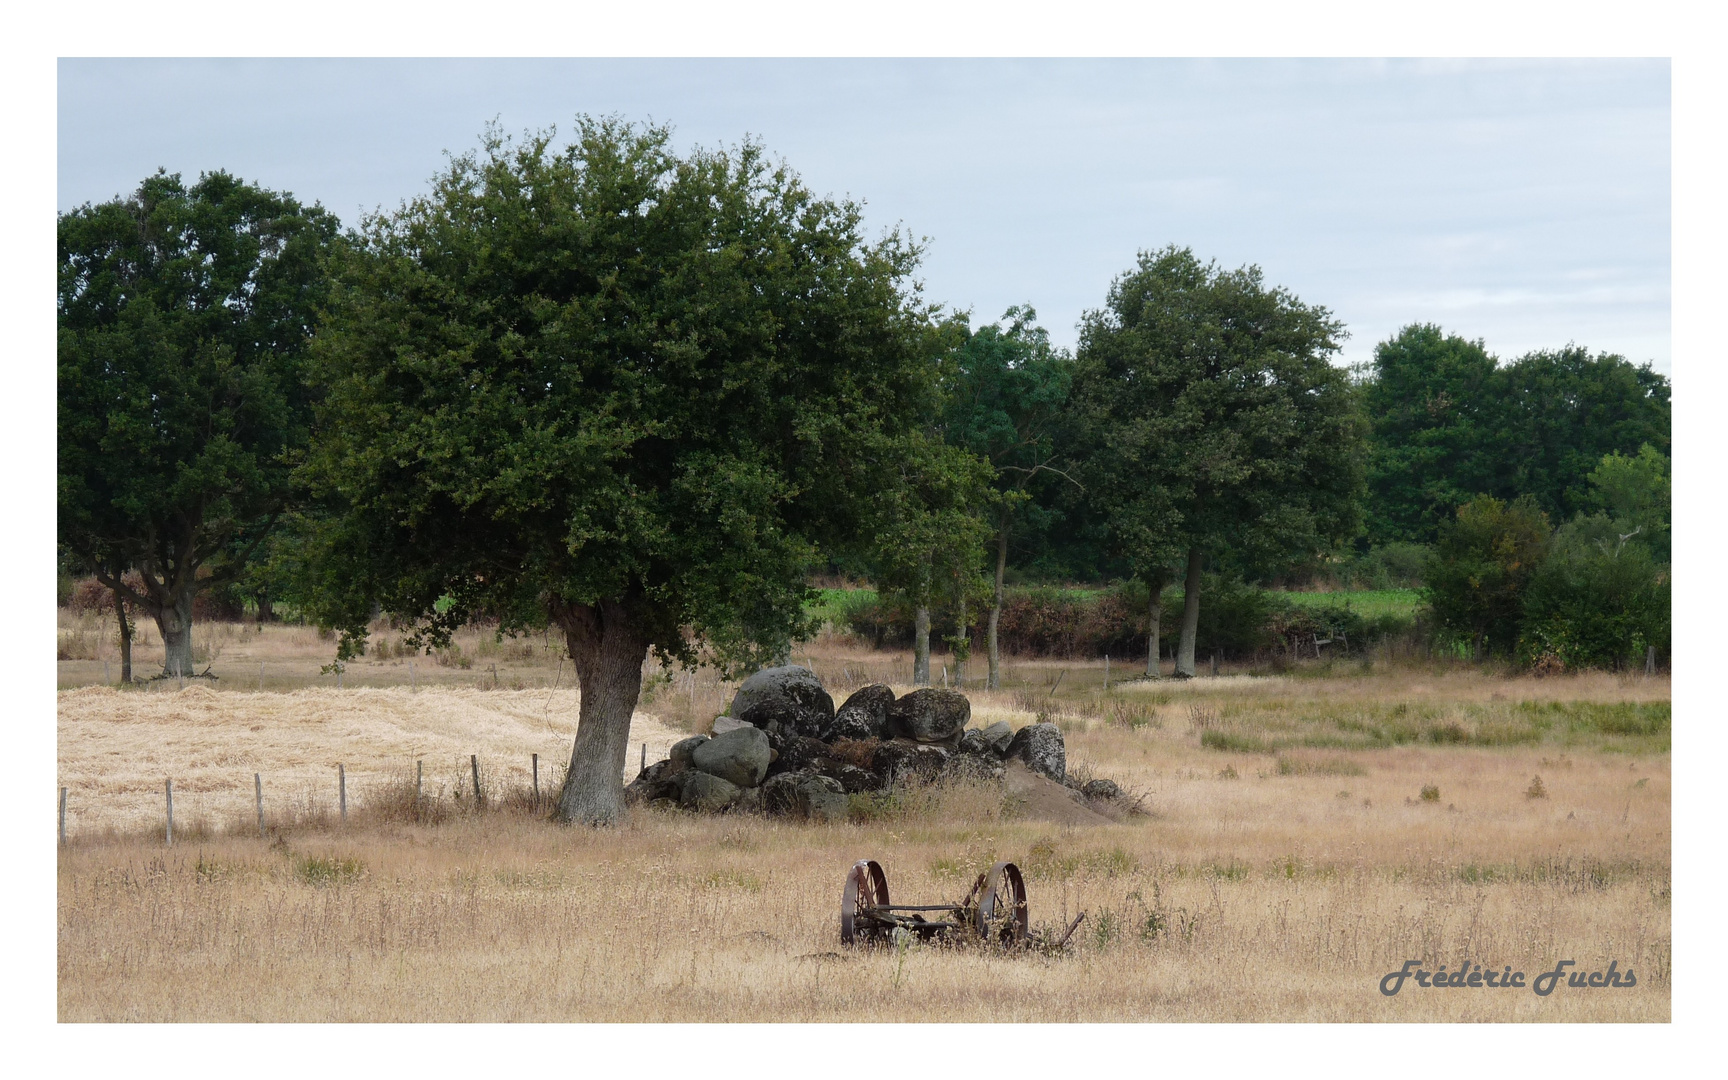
[974,861,1028,945]
[840,859,891,946]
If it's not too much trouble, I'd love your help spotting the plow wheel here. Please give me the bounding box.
[974,861,1028,945]
[840,859,891,945]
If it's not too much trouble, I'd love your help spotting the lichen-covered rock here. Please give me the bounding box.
[820,761,885,794]
[692,725,772,788]
[668,735,709,772]
[624,759,684,804]
[957,728,991,756]
[765,734,831,778]
[679,770,742,812]
[711,715,754,735]
[980,720,1014,755]
[1081,778,1123,801]
[804,778,850,822]
[943,752,1005,783]
[886,688,970,747]
[825,684,895,741]
[871,739,952,783]
[761,770,850,821]
[728,665,835,739]
[1005,722,1066,782]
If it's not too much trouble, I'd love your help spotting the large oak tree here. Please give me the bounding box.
[307,120,977,824]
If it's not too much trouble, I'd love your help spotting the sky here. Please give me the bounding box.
[57,57,1671,372]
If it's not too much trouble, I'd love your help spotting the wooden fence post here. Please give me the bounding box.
[640,743,647,775]
[471,754,484,808]
[416,759,423,800]
[255,773,264,839]
[1646,645,1656,675]
[165,778,174,846]
[410,661,416,690]
[59,787,68,846]
[338,764,347,823]
[259,661,264,691]
[532,753,539,798]
[1104,653,1110,691]
[103,660,109,685]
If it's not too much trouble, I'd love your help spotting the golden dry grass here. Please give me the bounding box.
[56,685,688,835]
[57,633,1670,1022]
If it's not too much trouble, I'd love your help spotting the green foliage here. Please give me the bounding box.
[1586,444,1670,562]
[1517,516,1669,671]
[58,170,337,628]
[1357,326,1669,546]
[307,119,970,675]
[1358,325,1501,545]
[1069,245,1366,607]
[1496,347,1670,522]
[1424,496,1552,658]
[939,306,1077,597]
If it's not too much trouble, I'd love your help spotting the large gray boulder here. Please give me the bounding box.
[692,725,772,788]
[668,735,709,772]
[728,665,835,739]
[761,770,850,822]
[825,684,896,741]
[680,771,742,812]
[886,688,970,747]
[1005,722,1066,782]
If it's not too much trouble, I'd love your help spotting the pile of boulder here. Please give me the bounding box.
[626,664,1087,821]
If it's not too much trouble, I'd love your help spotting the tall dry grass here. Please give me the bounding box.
[58,656,1669,1021]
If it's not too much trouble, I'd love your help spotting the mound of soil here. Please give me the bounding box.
[1001,760,1114,826]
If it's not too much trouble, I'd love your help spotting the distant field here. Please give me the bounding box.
[1275,588,1424,619]
[808,585,1425,624]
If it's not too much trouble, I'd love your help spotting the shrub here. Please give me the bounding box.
[1517,516,1669,671]
[1425,496,1551,659]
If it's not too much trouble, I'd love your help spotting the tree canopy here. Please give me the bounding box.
[58,169,338,676]
[1359,324,1501,545]
[1358,329,1670,545]
[307,119,976,823]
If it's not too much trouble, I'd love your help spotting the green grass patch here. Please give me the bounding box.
[1193,698,1669,755]
[293,854,364,887]
[1272,588,1424,619]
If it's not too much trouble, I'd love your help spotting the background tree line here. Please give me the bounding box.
[58,119,1671,823]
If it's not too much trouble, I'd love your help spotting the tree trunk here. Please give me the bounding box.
[552,599,650,826]
[114,587,133,684]
[1145,574,1167,678]
[1174,547,1203,678]
[913,605,931,686]
[987,529,1007,690]
[154,590,196,678]
[953,573,968,687]
[255,590,273,623]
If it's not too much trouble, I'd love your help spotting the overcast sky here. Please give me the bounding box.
[57,58,1670,372]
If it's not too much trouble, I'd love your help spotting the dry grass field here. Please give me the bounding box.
[57,623,1670,1022]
